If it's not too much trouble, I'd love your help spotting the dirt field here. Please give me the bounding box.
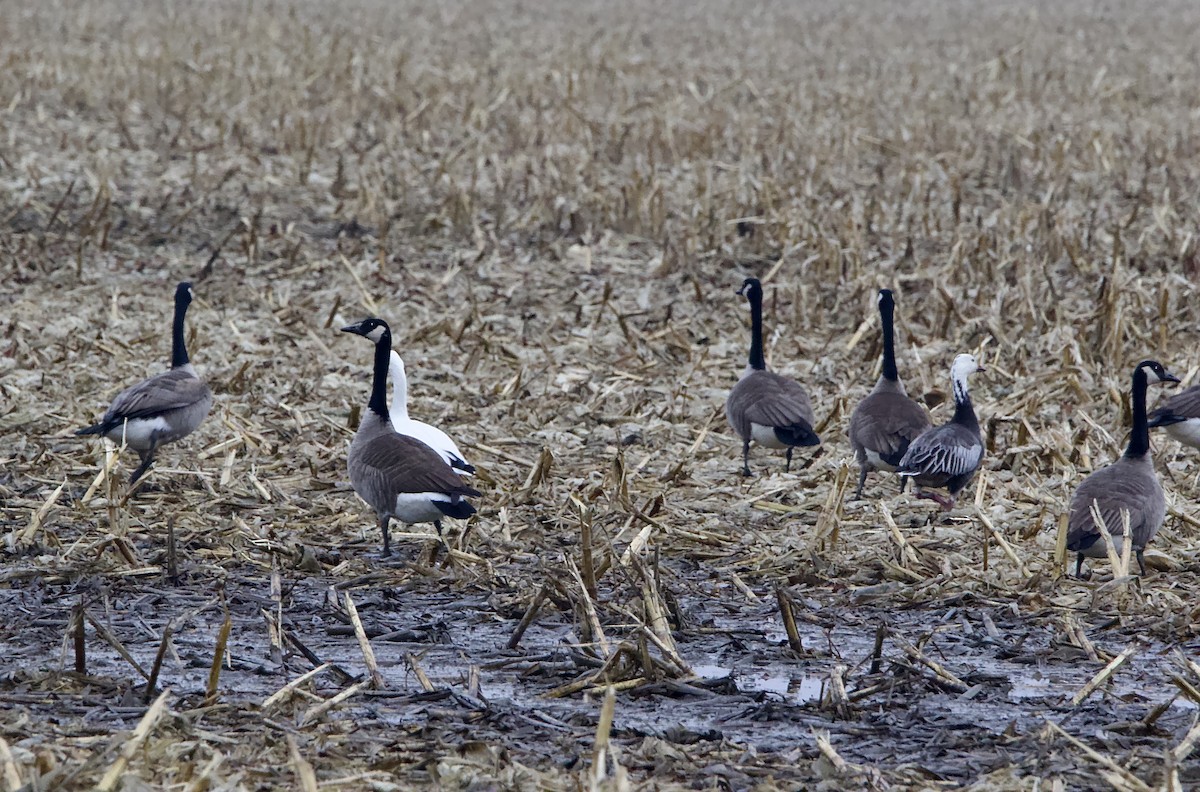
[3,0,1200,789]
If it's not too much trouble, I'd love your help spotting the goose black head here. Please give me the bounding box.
[1136,360,1180,384]
[174,282,194,308]
[342,317,391,344]
[736,278,762,299]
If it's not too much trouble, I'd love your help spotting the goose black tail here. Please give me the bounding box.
[774,423,821,447]
[75,423,107,437]
[435,499,477,520]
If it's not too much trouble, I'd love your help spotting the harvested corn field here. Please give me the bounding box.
[2,0,1200,789]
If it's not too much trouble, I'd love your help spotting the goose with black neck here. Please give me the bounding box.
[342,317,480,557]
[76,281,213,484]
[724,277,820,476]
[848,289,932,499]
[1068,359,1179,576]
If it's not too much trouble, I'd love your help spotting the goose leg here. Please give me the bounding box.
[1074,552,1084,578]
[741,441,752,477]
[785,447,794,472]
[379,516,392,557]
[129,439,160,484]
[854,465,868,500]
[1136,549,1146,576]
[899,476,909,493]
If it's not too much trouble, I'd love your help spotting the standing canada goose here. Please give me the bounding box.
[1067,360,1179,577]
[76,282,213,483]
[848,289,932,499]
[725,277,821,476]
[389,351,475,475]
[1147,382,1200,450]
[896,353,985,510]
[342,318,480,556]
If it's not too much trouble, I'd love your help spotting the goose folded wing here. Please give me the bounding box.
[355,433,482,498]
[853,398,930,457]
[105,370,211,422]
[899,425,982,476]
[741,375,815,429]
[1068,472,1156,547]
[1149,385,1200,424]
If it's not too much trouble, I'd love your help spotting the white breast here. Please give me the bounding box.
[104,417,170,451]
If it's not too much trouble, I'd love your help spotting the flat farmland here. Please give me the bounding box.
[1,0,1200,789]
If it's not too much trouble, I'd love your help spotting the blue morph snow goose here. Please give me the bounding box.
[1068,360,1179,576]
[76,282,213,483]
[724,278,820,476]
[342,318,480,556]
[896,353,985,510]
[848,289,932,499]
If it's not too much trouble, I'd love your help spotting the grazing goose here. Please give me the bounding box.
[342,318,480,556]
[848,289,932,499]
[76,282,213,483]
[1147,382,1200,450]
[1067,360,1179,576]
[725,277,820,476]
[896,354,985,510]
[389,351,475,475]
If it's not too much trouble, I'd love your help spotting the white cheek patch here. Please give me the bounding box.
[366,326,386,342]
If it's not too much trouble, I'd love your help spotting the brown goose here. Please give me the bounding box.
[724,277,820,476]
[896,353,985,510]
[848,289,932,499]
[342,318,480,556]
[1068,360,1179,576]
[1147,382,1200,450]
[76,282,213,483]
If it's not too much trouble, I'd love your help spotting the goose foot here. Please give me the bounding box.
[916,491,956,511]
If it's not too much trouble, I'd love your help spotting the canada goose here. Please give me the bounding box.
[389,351,475,475]
[342,318,480,556]
[76,282,213,483]
[725,277,821,476]
[896,353,985,510]
[848,289,932,499]
[1067,360,1179,576]
[1147,383,1200,450]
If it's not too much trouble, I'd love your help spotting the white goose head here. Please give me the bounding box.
[950,353,985,403]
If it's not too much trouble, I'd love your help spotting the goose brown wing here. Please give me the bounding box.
[735,371,815,429]
[850,393,931,461]
[1148,385,1200,424]
[102,369,211,425]
[352,433,482,499]
[897,423,982,478]
[1067,461,1163,550]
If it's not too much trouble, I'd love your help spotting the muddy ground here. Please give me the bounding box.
[3,0,1200,789]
